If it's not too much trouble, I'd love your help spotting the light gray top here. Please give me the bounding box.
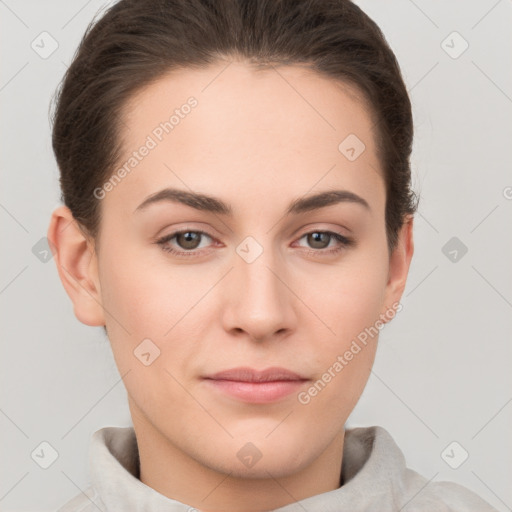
[57,425,497,511]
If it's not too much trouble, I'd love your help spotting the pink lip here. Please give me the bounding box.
[203,366,309,404]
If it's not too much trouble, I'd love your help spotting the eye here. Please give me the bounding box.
[155,229,353,258]
[156,230,215,256]
[294,231,353,255]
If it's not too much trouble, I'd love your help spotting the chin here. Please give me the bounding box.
[211,450,308,480]
[198,434,312,480]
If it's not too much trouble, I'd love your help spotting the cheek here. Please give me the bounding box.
[298,249,388,406]
[306,251,389,346]
[299,281,384,426]
[96,238,222,387]
[96,251,200,407]
[98,240,202,335]
[336,268,387,337]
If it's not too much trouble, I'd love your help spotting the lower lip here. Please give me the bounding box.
[204,379,308,404]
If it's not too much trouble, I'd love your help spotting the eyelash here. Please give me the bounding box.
[155,229,354,258]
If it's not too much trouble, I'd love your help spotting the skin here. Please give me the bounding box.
[48,59,414,512]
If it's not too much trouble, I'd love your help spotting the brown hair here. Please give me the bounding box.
[51,0,417,251]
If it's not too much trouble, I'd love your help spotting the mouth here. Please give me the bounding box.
[202,366,310,404]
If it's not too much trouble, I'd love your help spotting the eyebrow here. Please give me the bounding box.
[134,187,370,216]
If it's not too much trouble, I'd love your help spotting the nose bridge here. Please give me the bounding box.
[224,235,295,340]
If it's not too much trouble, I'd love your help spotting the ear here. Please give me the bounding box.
[381,216,414,317]
[47,205,106,326]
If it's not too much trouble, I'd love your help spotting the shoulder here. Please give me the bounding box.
[345,426,498,512]
[399,474,498,512]
[56,485,105,512]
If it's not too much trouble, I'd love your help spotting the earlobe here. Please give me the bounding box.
[47,206,106,327]
[382,217,415,317]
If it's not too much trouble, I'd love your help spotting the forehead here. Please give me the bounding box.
[122,59,377,145]
[109,60,384,215]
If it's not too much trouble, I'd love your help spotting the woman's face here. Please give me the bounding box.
[63,60,412,478]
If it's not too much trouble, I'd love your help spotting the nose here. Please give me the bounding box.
[221,242,297,343]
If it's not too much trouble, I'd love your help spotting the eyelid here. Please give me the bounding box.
[292,222,352,238]
[153,221,222,240]
[156,228,217,250]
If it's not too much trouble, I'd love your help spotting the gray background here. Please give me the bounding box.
[1,0,511,510]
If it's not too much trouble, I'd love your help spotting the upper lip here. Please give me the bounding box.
[204,366,308,383]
